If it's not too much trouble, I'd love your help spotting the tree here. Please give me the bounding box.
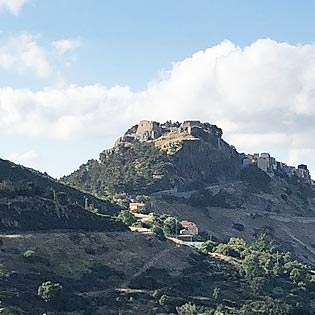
[23,250,38,263]
[200,240,217,254]
[163,216,181,236]
[241,253,267,293]
[117,210,136,226]
[55,192,68,205]
[176,302,198,315]
[38,281,63,304]
[152,226,166,241]
[212,287,221,301]
[159,295,184,312]
[240,299,291,315]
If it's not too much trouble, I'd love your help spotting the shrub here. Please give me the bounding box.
[176,302,198,315]
[22,249,49,264]
[22,249,46,264]
[152,289,162,299]
[212,287,221,301]
[240,299,291,315]
[23,249,36,260]
[117,210,137,226]
[55,192,68,205]
[200,240,216,254]
[152,226,166,241]
[163,216,180,236]
[38,281,63,303]
[159,295,184,312]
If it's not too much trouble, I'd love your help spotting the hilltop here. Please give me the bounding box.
[62,120,241,197]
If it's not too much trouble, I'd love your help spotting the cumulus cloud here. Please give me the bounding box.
[51,39,81,56]
[0,0,28,15]
[2,38,315,174]
[8,150,39,165]
[0,33,52,77]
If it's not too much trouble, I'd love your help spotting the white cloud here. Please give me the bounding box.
[51,39,81,56]
[8,150,39,165]
[0,33,52,77]
[0,0,28,15]
[2,38,315,174]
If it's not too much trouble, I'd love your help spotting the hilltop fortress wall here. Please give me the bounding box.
[134,120,224,144]
[135,120,163,140]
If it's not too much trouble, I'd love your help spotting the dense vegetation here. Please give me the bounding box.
[62,141,174,200]
[156,235,315,315]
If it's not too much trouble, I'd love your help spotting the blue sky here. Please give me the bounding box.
[2,0,315,178]
[2,0,315,90]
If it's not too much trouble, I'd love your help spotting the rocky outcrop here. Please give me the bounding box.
[64,120,242,195]
[134,120,241,186]
[172,137,241,187]
[119,120,224,145]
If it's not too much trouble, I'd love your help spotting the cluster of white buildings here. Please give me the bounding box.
[242,153,313,185]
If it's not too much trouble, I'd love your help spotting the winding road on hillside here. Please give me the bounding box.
[268,214,315,224]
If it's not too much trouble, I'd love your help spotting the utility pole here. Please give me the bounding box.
[84,196,88,210]
[175,217,178,236]
[7,199,11,211]
[52,189,56,201]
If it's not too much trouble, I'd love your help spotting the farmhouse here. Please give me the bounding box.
[179,220,198,236]
[129,202,145,213]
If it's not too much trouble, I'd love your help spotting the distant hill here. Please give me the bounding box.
[0,158,125,232]
[62,120,315,264]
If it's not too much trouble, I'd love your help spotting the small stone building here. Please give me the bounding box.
[179,220,199,236]
[129,202,145,213]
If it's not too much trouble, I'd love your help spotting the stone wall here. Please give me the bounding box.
[136,120,162,140]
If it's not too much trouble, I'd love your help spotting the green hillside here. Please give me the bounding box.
[0,159,125,232]
[1,232,315,314]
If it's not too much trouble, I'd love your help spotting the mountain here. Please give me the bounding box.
[0,158,125,232]
[63,120,315,264]
[2,122,315,314]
